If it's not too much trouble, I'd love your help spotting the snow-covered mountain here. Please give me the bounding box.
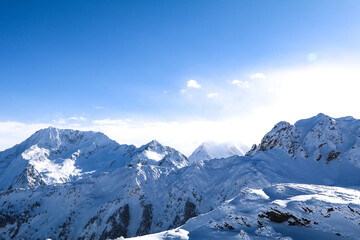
[1,113,360,239]
[188,141,248,163]
[121,113,360,240]
[131,140,189,168]
[0,127,188,191]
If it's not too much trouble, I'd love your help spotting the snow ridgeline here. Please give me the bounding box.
[1,113,360,239]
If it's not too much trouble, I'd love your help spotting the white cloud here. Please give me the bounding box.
[53,118,67,125]
[88,118,254,156]
[250,73,266,79]
[231,80,250,88]
[187,80,201,89]
[207,92,219,98]
[95,106,104,109]
[93,119,130,126]
[68,116,86,121]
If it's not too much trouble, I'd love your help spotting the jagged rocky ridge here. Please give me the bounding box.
[1,114,360,239]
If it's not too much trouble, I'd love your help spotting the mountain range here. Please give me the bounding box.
[0,113,360,239]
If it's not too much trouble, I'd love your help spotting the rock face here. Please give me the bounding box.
[1,114,360,239]
[100,204,130,240]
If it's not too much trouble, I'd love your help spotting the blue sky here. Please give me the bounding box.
[1,1,360,153]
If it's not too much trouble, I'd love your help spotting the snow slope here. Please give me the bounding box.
[135,183,360,239]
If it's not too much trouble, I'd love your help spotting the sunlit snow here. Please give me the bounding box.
[144,150,165,161]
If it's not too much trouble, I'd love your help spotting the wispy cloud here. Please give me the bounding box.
[95,106,104,109]
[93,119,130,126]
[231,80,250,88]
[187,80,201,89]
[53,118,67,125]
[68,116,86,121]
[250,73,266,79]
[207,92,219,98]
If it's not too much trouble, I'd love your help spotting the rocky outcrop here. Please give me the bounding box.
[136,204,154,236]
[100,204,130,240]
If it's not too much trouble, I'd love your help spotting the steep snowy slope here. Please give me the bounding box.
[188,141,248,163]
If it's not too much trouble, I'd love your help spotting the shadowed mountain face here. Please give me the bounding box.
[1,114,360,239]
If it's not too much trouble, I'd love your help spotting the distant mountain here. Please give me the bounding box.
[0,127,188,191]
[131,140,189,168]
[188,141,248,163]
[1,114,360,239]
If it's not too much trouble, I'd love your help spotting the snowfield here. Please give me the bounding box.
[123,184,360,239]
[1,113,360,239]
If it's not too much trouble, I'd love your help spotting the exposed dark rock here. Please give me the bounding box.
[224,222,235,230]
[169,200,198,230]
[136,204,153,236]
[0,212,16,228]
[183,200,197,224]
[83,215,99,229]
[326,150,341,162]
[214,223,224,229]
[58,216,72,239]
[327,208,334,212]
[170,215,182,229]
[348,205,355,212]
[258,209,311,226]
[100,204,130,240]
[302,207,313,213]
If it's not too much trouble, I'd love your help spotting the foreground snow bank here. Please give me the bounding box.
[119,228,189,240]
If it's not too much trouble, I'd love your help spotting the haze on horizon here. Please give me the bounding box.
[1,0,360,154]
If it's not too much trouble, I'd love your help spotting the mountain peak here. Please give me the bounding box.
[248,113,360,164]
[27,127,113,149]
[147,139,162,147]
[189,141,247,163]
